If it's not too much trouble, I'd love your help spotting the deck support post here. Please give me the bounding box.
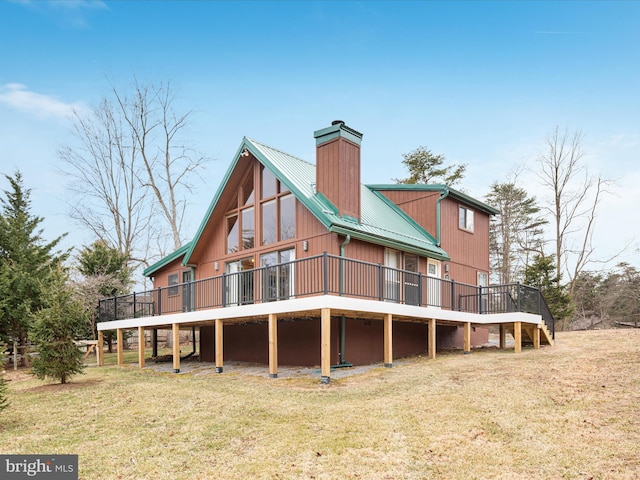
[321,308,331,383]
[138,326,145,368]
[116,329,124,366]
[499,324,507,349]
[384,313,393,367]
[97,330,104,367]
[268,314,278,378]
[513,321,522,353]
[215,319,224,373]
[428,318,436,360]
[463,322,471,354]
[533,325,541,349]
[172,323,180,373]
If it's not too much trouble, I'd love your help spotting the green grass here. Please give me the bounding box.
[2,329,640,479]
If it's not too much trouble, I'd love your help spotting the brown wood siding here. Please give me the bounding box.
[377,190,491,287]
[378,190,440,236]
[316,137,361,220]
[440,198,490,286]
[150,258,188,289]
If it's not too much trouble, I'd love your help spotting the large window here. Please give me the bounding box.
[226,170,256,253]
[261,248,295,301]
[459,205,474,232]
[261,166,295,245]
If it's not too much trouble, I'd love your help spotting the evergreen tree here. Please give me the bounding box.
[394,146,466,186]
[524,254,574,328]
[0,172,67,366]
[486,182,546,284]
[31,265,85,384]
[75,241,130,347]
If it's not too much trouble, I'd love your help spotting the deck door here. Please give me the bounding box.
[182,270,194,312]
[384,249,401,302]
[225,257,255,306]
[426,259,441,308]
[261,248,295,302]
[404,254,420,306]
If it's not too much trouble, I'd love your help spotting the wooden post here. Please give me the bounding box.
[428,318,436,360]
[215,319,224,373]
[383,313,393,367]
[463,322,471,354]
[533,325,541,349]
[116,329,124,366]
[97,331,104,367]
[321,308,331,383]
[514,322,522,353]
[138,326,145,368]
[499,324,507,349]
[268,314,278,378]
[172,323,180,373]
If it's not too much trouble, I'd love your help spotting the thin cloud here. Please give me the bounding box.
[0,83,85,119]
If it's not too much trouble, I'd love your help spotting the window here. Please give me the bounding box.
[261,200,277,245]
[260,167,296,245]
[226,169,256,253]
[168,274,179,296]
[279,194,295,241]
[227,215,239,254]
[459,205,474,232]
[242,207,254,249]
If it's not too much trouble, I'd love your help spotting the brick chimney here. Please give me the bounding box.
[313,120,363,221]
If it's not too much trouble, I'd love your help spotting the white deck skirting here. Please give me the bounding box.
[97,294,541,331]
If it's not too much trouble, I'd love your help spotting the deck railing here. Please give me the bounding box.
[98,252,555,336]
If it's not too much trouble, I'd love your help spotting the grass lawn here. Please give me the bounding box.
[1,329,639,479]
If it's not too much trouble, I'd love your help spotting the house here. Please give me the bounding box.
[97,121,554,383]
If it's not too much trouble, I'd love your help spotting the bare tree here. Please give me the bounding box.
[536,126,612,296]
[59,78,206,271]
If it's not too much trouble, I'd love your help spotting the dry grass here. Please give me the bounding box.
[2,329,639,479]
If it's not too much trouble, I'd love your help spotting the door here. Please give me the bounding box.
[478,272,489,314]
[426,259,441,308]
[404,254,420,306]
[225,257,255,306]
[384,249,401,302]
[182,270,194,312]
[261,248,295,302]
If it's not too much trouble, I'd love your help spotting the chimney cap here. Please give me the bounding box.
[314,121,363,146]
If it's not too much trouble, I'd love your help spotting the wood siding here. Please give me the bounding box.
[377,190,491,287]
[316,137,361,220]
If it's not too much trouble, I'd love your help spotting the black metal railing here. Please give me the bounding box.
[98,252,555,335]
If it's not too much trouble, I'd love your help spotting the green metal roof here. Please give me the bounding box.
[367,183,500,216]
[180,137,450,268]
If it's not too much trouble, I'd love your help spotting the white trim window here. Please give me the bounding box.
[459,205,474,232]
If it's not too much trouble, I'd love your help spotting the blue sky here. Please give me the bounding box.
[1,0,639,273]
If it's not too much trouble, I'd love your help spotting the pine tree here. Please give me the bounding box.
[31,265,85,384]
[524,254,574,328]
[394,146,466,186]
[0,172,67,366]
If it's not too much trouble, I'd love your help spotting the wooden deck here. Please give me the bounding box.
[97,295,552,383]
